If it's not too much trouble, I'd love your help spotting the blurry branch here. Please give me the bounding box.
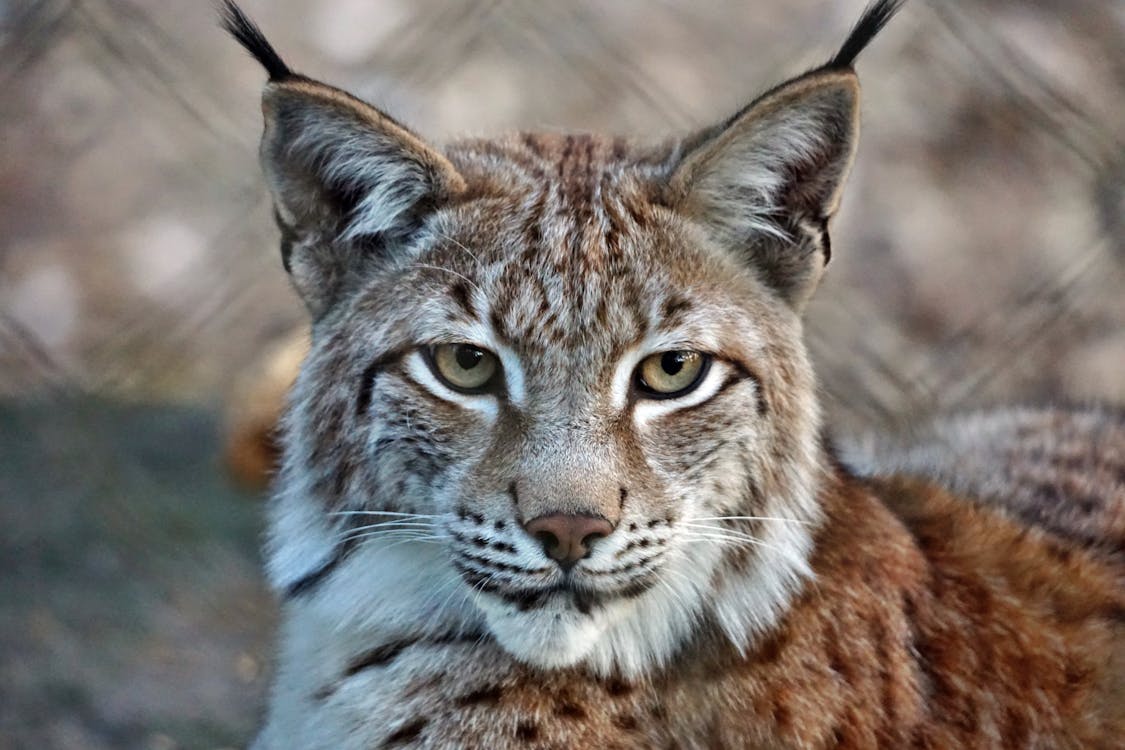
[0,0,73,90]
[925,0,1121,174]
[927,238,1115,412]
[73,0,245,144]
[85,191,275,394]
[0,310,81,396]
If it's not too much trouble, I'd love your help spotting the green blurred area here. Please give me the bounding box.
[0,400,272,749]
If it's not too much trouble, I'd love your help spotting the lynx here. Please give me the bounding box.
[221,1,1124,747]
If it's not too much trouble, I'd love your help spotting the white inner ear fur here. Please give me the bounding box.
[676,74,859,242]
[261,83,465,246]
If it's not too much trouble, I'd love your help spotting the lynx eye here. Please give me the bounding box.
[635,351,709,399]
[428,343,500,394]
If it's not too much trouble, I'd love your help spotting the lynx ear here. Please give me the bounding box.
[221,1,465,318]
[669,0,901,310]
[670,70,859,310]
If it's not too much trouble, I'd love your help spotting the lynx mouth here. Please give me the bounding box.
[454,560,658,615]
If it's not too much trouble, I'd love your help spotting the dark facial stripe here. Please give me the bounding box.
[660,295,693,328]
[345,639,415,676]
[456,685,503,707]
[381,718,426,748]
[283,548,345,598]
[356,347,407,415]
[282,530,366,599]
[343,629,487,679]
[447,279,476,319]
[452,560,553,610]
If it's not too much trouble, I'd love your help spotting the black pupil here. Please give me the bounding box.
[661,351,686,376]
[455,345,484,370]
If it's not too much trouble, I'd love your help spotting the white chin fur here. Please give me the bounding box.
[477,595,611,669]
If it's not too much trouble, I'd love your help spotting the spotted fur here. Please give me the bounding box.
[220,2,1124,747]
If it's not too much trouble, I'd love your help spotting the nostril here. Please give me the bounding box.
[535,529,561,556]
[580,530,608,551]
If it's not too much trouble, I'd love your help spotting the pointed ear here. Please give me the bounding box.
[221,1,464,318]
[669,69,859,310]
[260,79,465,316]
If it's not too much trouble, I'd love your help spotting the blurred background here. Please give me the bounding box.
[1,0,1122,747]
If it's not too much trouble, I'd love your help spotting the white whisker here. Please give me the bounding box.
[692,515,811,525]
[338,519,436,537]
[410,263,483,294]
[434,231,481,265]
[330,510,445,519]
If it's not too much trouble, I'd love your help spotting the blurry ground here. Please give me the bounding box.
[0,0,1122,747]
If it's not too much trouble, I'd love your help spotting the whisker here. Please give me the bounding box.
[338,520,436,536]
[434,231,481,265]
[343,530,446,546]
[652,566,702,616]
[677,532,760,548]
[427,573,473,615]
[410,263,484,295]
[679,524,769,541]
[677,531,788,554]
[691,515,811,525]
[330,510,445,519]
[353,535,447,552]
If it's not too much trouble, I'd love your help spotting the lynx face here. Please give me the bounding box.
[225,2,868,676]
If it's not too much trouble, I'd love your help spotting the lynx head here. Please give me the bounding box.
[223,1,902,676]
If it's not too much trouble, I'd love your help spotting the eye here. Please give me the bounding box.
[427,344,500,394]
[635,351,710,399]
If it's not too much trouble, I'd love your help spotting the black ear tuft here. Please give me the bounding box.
[829,0,906,69]
[219,0,293,81]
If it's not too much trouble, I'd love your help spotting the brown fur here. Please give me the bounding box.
[301,469,1124,748]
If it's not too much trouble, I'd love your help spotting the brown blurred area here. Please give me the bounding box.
[1,0,1122,747]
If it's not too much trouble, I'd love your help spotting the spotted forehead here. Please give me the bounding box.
[431,133,693,353]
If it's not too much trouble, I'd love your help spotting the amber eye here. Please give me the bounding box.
[428,344,500,393]
[635,351,709,398]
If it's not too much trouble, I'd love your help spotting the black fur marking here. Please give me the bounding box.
[604,678,634,696]
[458,550,546,576]
[456,685,504,707]
[311,683,337,701]
[555,701,587,719]
[345,639,414,676]
[452,561,552,610]
[683,0,903,158]
[283,549,343,598]
[219,1,294,81]
[515,722,540,741]
[382,718,427,747]
[356,349,405,415]
[588,552,666,576]
[448,279,475,318]
[829,0,905,69]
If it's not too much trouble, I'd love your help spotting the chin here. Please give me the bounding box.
[476,592,617,669]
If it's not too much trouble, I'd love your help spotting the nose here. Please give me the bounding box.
[523,513,615,568]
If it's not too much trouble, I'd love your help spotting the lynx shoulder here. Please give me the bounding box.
[218,1,1124,747]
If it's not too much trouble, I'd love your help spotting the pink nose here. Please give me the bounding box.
[523,513,615,568]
